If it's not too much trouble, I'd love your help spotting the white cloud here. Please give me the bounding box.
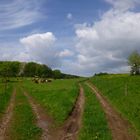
[64,1,140,76]
[1,0,140,77]
[67,13,73,20]
[105,0,140,11]
[0,42,27,61]
[20,32,61,68]
[0,0,43,30]
[59,49,74,57]
[20,32,56,48]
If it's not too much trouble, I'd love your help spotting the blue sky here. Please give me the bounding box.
[1,0,140,76]
[0,0,110,37]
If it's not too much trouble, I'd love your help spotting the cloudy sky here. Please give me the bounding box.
[0,0,140,76]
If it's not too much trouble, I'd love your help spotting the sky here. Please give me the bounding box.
[0,0,140,76]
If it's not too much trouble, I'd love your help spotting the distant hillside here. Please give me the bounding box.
[0,61,79,79]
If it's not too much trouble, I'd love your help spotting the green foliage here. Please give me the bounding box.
[52,70,62,79]
[90,75,140,137]
[94,72,108,76]
[79,84,112,140]
[0,81,13,119]
[23,79,79,125]
[0,61,79,79]
[9,86,41,140]
[0,61,21,77]
[128,51,140,75]
[23,62,53,77]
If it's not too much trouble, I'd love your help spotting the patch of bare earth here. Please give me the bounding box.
[24,92,53,140]
[52,85,85,140]
[87,82,137,140]
[0,89,16,140]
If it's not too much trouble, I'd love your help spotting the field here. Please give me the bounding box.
[0,75,140,139]
[22,79,80,126]
[90,74,140,138]
[0,79,14,119]
[7,86,41,140]
[79,83,112,140]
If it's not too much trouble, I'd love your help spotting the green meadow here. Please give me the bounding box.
[0,75,140,139]
[90,74,140,137]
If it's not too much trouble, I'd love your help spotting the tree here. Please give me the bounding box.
[23,62,53,77]
[9,61,21,77]
[53,70,62,79]
[23,62,37,77]
[128,51,140,75]
[0,62,11,94]
[0,61,78,79]
[0,61,21,77]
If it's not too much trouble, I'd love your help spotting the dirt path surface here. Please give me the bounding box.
[53,85,85,140]
[86,82,136,140]
[0,89,16,140]
[24,85,85,140]
[24,92,53,140]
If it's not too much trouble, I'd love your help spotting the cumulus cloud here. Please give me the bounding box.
[63,0,140,76]
[20,32,56,48]
[1,0,140,76]
[20,32,61,68]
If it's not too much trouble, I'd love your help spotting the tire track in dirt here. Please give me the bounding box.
[24,92,53,140]
[24,84,85,140]
[53,84,85,140]
[86,82,137,140]
[0,89,16,140]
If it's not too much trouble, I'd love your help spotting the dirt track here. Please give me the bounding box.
[24,92,53,140]
[60,85,85,140]
[0,89,16,140]
[86,82,136,140]
[24,85,85,140]
[52,85,85,140]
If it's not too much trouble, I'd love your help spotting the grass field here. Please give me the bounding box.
[8,85,41,140]
[22,79,80,125]
[90,74,140,137]
[0,76,139,139]
[0,80,14,119]
[79,83,112,140]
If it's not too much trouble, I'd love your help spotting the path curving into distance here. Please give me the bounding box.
[86,82,137,140]
[0,89,16,140]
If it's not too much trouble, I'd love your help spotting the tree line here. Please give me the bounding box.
[0,61,79,79]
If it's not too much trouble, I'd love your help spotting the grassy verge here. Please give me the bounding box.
[8,86,41,140]
[23,79,79,125]
[0,80,13,119]
[90,74,140,137]
[79,84,112,140]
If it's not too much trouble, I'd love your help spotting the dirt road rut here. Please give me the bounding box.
[54,85,85,140]
[87,82,136,140]
[0,89,16,140]
[24,92,53,140]
[24,85,85,140]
